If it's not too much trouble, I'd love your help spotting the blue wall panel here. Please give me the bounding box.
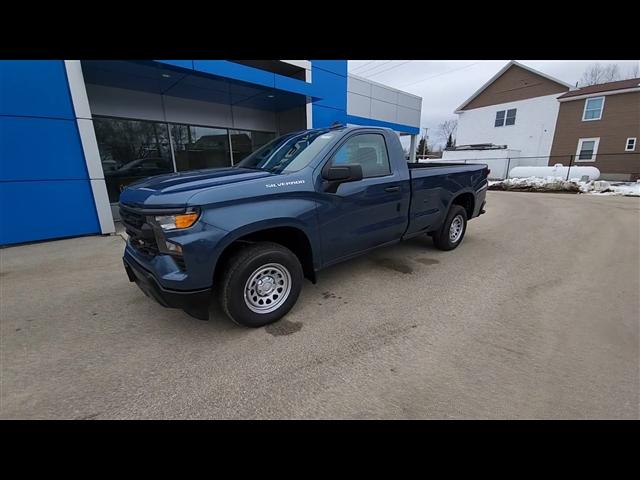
[311,60,348,77]
[0,180,100,245]
[313,105,347,128]
[0,60,100,245]
[311,67,347,110]
[273,75,315,97]
[310,61,348,128]
[0,116,89,181]
[0,60,75,119]
[153,60,194,70]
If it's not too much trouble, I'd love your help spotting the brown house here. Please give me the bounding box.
[549,78,640,181]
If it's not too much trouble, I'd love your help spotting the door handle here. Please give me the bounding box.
[384,186,400,192]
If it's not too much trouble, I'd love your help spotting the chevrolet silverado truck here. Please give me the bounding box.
[120,125,488,327]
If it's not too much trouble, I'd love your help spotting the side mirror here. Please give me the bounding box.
[322,163,363,193]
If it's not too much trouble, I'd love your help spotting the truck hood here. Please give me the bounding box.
[120,167,275,207]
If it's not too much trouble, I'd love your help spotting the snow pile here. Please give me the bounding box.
[489,177,640,196]
[488,176,581,193]
[581,180,640,197]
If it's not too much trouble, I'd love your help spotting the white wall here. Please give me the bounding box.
[440,149,522,179]
[455,93,562,159]
[347,74,422,129]
[441,147,557,180]
[64,61,115,235]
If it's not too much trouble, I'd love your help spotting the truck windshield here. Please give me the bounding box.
[235,129,337,174]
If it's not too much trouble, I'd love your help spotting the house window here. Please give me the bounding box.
[625,137,637,151]
[494,108,517,127]
[575,137,600,162]
[505,108,517,126]
[582,97,604,121]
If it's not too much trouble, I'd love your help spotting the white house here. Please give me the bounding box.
[442,61,572,176]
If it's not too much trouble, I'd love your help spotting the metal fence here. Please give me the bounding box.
[421,152,640,181]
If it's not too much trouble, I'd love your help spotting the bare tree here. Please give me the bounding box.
[436,119,458,147]
[627,62,640,79]
[579,63,622,86]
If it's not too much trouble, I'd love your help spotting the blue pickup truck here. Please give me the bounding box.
[121,125,488,327]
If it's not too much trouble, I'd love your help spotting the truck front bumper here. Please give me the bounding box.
[123,255,212,310]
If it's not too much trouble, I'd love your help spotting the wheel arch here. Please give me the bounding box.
[212,221,318,286]
[448,190,476,219]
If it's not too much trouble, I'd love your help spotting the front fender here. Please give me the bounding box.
[207,217,321,279]
[200,194,321,273]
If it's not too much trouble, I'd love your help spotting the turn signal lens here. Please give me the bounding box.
[175,212,199,229]
[154,211,200,231]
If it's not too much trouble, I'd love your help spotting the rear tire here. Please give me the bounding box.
[432,205,467,251]
[218,242,303,328]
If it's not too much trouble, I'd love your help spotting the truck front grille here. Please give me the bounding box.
[119,204,159,256]
[120,206,145,230]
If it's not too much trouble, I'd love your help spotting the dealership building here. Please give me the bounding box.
[0,60,422,246]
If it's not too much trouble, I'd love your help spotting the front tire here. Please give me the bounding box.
[218,242,303,327]
[432,205,467,251]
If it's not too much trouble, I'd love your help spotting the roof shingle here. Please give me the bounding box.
[558,77,640,99]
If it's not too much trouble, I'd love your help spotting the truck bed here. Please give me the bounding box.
[407,161,474,169]
[404,161,488,238]
[407,161,487,179]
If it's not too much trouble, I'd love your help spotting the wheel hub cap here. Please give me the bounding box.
[244,263,291,314]
[449,215,464,243]
[256,276,276,295]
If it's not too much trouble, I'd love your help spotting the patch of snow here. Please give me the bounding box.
[489,176,640,196]
[489,176,580,192]
[582,181,640,197]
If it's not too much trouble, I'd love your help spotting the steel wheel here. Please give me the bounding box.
[449,214,464,243]
[243,263,291,314]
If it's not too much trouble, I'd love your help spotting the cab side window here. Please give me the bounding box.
[331,134,391,178]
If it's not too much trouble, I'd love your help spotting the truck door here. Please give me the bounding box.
[315,132,409,265]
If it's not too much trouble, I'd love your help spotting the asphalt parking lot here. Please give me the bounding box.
[1,191,638,419]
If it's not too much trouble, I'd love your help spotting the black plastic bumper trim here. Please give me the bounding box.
[123,256,211,310]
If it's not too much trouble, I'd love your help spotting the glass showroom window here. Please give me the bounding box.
[93,117,174,203]
[230,130,276,163]
[582,97,604,121]
[170,124,231,171]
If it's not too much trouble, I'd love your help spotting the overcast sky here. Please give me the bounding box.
[347,60,640,149]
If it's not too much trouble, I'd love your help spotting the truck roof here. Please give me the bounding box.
[295,124,393,137]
